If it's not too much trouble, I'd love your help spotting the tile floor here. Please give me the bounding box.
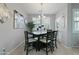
[9,42,79,55]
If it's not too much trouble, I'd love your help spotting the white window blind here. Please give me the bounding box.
[42,16,51,29]
[73,9,79,32]
[32,15,51,31]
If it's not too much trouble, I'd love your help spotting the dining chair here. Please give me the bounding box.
[53,31,58,48]
[40,30,54,55]
[24,31,37,55]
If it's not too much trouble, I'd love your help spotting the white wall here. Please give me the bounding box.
[0,4,27,54]
[55,4,68,46]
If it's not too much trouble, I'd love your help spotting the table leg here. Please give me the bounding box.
[38,36,40,51]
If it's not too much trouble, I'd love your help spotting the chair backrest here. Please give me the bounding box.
[24,31,28,44]
[53,31,58,39]
[47,30,53,41]
[24,31,34,43]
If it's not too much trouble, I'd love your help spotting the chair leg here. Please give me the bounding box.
[46,48,48,55]
[26,44,28,55]
[55,40,57,48]
[24,45,26,51]
[26,48,28,55]
[53,46,54,51]
[51,48,53,53]
[46,44,48,55]
[35,41,38,52]
[52,41,54,52]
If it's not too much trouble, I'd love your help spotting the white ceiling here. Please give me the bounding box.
[6,3,67,14]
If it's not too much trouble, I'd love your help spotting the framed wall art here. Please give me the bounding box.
[14,10,25,29]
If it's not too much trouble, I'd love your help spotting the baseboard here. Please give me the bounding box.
[58,40,79,48]
[7,40,24,55]
[71,46,79,48]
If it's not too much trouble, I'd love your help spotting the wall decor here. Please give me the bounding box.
[0,3,10,24]
[14,10,25,29]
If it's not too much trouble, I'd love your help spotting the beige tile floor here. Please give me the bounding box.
[9,42,79,55]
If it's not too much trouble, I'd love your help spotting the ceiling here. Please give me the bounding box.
[6,3,67,14]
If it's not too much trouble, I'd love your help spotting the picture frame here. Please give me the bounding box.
[13,10,25,29]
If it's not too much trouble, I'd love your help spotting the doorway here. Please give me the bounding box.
[55,16,65,43]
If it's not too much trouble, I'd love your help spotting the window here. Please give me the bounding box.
[42,16,51,29]
[32,15,51,31]
[73,9,79,32]
[32,16,40,30]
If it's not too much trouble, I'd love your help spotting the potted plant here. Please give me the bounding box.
[26,21,35,32]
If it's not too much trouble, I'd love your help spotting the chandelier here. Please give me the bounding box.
[39,3,44,25]
[0,3,10,23]
[37,3,45,31]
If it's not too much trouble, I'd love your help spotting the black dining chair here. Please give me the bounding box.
[40,30,54,55]
[53,31,58,48]
[24,31,37,55]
